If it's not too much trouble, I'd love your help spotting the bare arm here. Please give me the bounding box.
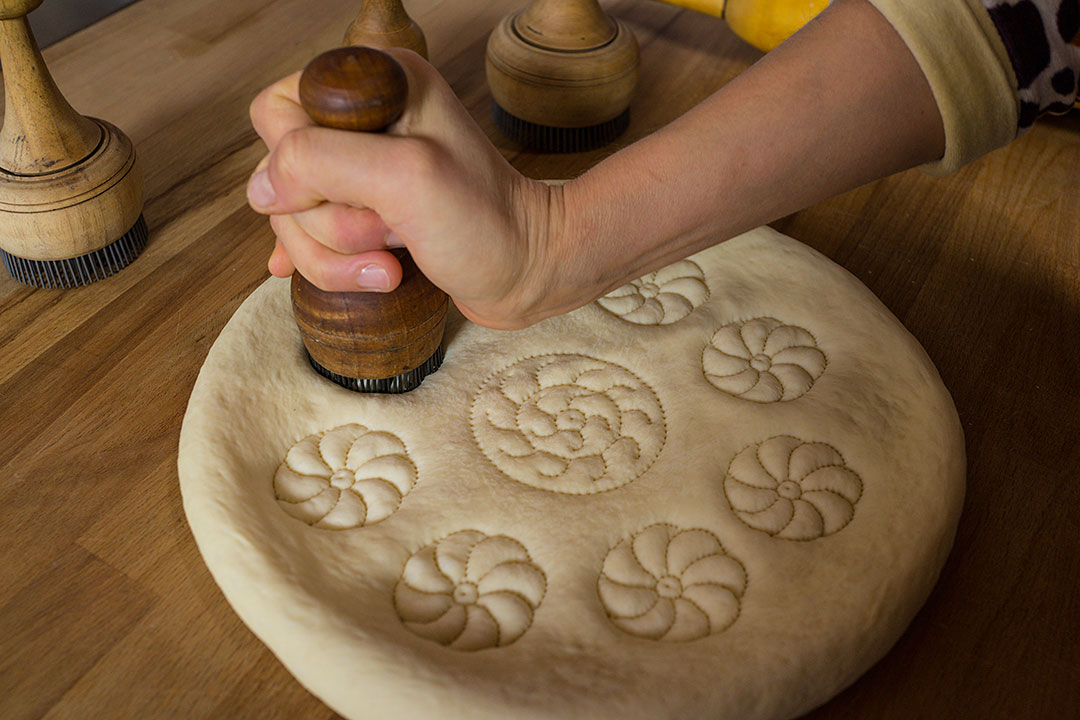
[247,0,944,328]
[545,0,945,314]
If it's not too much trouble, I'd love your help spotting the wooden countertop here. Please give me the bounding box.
[1,1,1077,717]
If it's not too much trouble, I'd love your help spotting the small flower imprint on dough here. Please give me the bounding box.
[599,524,746,642]
[703,317,826,402]
[724,436,863,540]
[394,530,547,651]
[273,424,416,530]
[471,354,666,495]
[596,260,710,325]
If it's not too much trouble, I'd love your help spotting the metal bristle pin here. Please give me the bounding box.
[0,3,146,291]
[485,0,639,154]
[492,103,631,154]
[1,215,148,289]
[307,345,444,394]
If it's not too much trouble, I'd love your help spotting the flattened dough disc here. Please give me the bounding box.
[179,227,964,720]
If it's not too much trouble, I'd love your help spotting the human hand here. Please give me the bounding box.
[246,49,564,330]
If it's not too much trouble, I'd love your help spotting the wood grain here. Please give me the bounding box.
[486,0,640,128]
[343,0,427,58]
[0,2,142,261]
[0,3,99,173]
[0,1,1077,718]
[292,46,448,382]
[298,46,407,130]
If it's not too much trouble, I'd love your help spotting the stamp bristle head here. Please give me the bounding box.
[307,345,444,393]
[1,214,148,289]
[492,102,630,153]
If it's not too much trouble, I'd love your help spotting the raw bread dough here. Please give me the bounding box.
[178,227,964,720]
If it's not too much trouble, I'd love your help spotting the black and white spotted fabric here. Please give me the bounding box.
[980,0,1080,130]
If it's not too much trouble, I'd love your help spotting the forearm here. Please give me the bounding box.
[550,0,945,308]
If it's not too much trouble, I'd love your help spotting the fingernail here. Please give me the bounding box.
[385,231,404,248]
[248,170,276,208]
[356,264,389,291]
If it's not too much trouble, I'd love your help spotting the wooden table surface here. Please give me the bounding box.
[1,1,1077,718]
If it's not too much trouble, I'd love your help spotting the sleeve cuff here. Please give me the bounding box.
[866,0,1019,174]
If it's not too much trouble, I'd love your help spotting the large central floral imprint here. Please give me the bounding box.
[471,354,666,494]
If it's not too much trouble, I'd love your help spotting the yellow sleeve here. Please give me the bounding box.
[866,0,1019,174]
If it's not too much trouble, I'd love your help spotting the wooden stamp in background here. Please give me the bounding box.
[345,0,427,58]
[0,0,145,288]
[485,0,641,152]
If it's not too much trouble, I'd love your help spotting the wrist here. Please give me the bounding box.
[519,173,636,325]
[501,175,582,327]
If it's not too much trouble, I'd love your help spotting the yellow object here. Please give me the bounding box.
[659,0,830,52]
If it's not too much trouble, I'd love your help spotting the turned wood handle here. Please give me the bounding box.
[0,0,143,263]
[344,0,428,59]
[0,1,101,174]
[291,47,448,381]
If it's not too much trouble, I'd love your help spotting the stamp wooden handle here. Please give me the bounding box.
[344,0,427,59]
[485,0,639,141]
[0,0,144,274]
[290,47,447,383]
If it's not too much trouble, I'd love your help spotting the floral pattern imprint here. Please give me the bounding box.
[599,524,746,642]
[703,317,826,402]
[597,260,710,325]
[724,435,863,540]
[471,355,666,494]
[394,530,546,650]
[274,424,415,529]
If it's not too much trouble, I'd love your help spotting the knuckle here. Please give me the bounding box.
[249,88,269,126]
[272,130,312,185]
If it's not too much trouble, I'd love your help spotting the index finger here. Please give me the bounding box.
[249,71,312,150]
